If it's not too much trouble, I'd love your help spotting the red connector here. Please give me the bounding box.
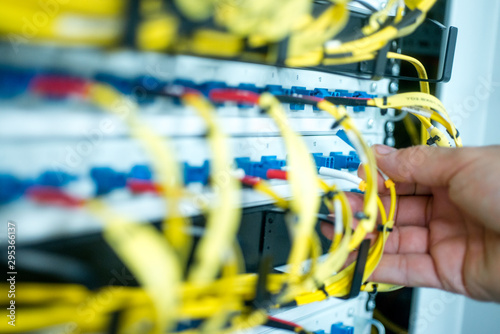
[30,75,90,98]
[266,169,288,180]
[127,179,161,194]
[240,176,261,187]
[26,186,84,208]
[209,89,260,105]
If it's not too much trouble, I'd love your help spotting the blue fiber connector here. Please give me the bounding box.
[329,151,360,171]
[95,73,134,95]
[0,174,27,204]
[36,171,77,187]
[265,85,286,95]
[336,129,355,149]
[331,322,354,334]
[352,91,377,112]
[312,88,332,99]
[129,165,153,180]
[235,156,286,179]
[133,75,165,104]
[290,86,312,110]
[347,151,361,171]
[90,167,127,195]
[313,151,359,171]
[237,83,261,93]
[0,67,35,98]
[312,88,332,110]
[199,81,227,97]
[334,89,352,97]
[312,153,336,169]
[183,161,210,185]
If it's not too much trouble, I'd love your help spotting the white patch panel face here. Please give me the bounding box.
[0,41,392,334]
[0,49,394,244]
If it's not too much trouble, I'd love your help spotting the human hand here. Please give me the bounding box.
[321,145,500,301]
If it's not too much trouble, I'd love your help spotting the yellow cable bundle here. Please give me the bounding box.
[325,26,399,57]
[0,0,125,17]
[362,0,402,36]
[174,0,215,22]
[285,0,349,67]
[189,29,244,57]
[85,83,193,332]
[86,200,181,333]
[367,92,461,147]
[294,187,391,305]
[321,183,395,298]
[405,0,436,11]
[214,0,311,46]
[183,93,242,284]
[309,186,353,287]
[88,83,192,265]
[295,173,394,304]
[258,93,321,289]
[387,52,462,147]
[317,101,378,249]
[0,1,124,46]
[324,0,436,63]
[136,14,179,51]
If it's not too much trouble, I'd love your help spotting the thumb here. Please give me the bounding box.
[372,145,474,187]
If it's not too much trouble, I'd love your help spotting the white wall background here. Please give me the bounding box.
[411,1,500,333]
[438,0,500,146]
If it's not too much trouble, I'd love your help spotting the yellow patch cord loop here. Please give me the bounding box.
[317,100,378,250]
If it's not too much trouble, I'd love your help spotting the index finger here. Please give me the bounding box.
[372,145,477,187]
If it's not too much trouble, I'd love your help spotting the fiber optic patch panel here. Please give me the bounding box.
[0,52,391,332]
[0,0,458,332]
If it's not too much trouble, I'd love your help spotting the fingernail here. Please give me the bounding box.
[374,144,396,155]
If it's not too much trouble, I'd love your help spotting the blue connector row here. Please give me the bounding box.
[90,161,212,195]
[0,170,80,203]
[0,170,77,204]
[313,151,360,171]
[1,148,360,204]
[90,167,128,196]
[0,66,376,111]
[235,156,286,179]
[0,161,212,204]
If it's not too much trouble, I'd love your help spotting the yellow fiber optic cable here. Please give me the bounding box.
[183,93,242,285]
[258,93,321,291]
[89,83,192,265]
